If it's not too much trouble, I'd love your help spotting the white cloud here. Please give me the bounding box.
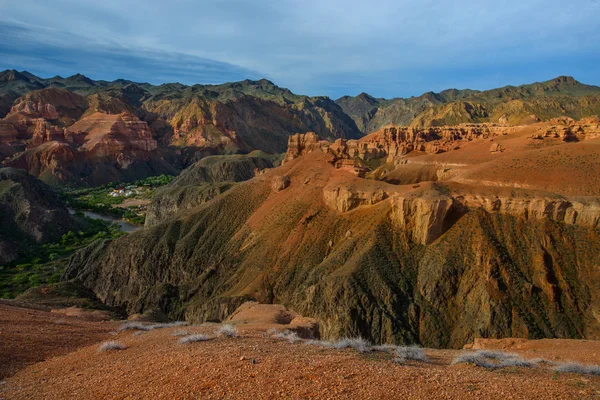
[0,0,598,97]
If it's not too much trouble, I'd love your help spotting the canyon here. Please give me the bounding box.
[64,115,600,347]
[1,70,600,350]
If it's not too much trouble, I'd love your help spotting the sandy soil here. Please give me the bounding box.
[0,302,116,380]
[1,304,599,399]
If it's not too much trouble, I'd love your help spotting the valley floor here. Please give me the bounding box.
[1,304,599,399]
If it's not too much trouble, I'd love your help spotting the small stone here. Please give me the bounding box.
[271,175,290,192]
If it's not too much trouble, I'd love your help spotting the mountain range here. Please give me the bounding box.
[336,76,600,131]
[1,69,600,186]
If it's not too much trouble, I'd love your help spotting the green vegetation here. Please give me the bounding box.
[123,208,145,225]
[0,174,177,299]
[134,174,175,187]
[0,218,125,299]
[62,174,175,224]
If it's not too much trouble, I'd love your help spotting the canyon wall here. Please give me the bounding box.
[64,150,600,347]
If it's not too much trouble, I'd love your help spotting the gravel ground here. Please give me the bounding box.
[2,310,599,400]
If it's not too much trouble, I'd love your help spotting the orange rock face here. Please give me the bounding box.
[283,124,495,166]
[284,118,600,168]
[9,88,88,122]
[282,132,328,163]
[529,117,600,141]
[69,112,157,157]
[29,119,67,147]
[10,100,59,120]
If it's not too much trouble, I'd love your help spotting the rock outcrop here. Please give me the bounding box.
[271,175,290,192]
[283,132,330,164]
[389,192,454,245]
[9,88,88,123]
[529,117,600,141]
[71,112,157,156]
[322,183,389,213]
[284,118,600,181]
[453,195,600,229]
[283,125,498,166]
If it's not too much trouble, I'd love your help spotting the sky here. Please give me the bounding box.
[1,0,599,99]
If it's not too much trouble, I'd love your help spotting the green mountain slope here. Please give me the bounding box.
[337,76,600,132]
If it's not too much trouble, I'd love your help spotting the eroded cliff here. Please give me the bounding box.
[64,149,600,347]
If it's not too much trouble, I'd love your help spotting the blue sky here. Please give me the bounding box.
[1,0,599,99]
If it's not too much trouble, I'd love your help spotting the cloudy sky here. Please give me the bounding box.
[1,0,599,98]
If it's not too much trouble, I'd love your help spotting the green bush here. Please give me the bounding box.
[0,217,126,299]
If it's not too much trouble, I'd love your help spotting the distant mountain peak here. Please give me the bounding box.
[0,69,31,83]
[257,78,275,85]
[357,92,375,100]
[547,76,580,85]
[238,78,276,87]
[66,73,95,85]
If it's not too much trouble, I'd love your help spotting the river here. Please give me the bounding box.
[68,209,142,233]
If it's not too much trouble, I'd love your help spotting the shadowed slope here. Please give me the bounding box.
[65,150,600,347]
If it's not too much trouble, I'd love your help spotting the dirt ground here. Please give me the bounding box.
[1,303,599,399]
[0,301,116,380]
[112,199,151,209]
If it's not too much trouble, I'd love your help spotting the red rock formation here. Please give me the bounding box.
[10,100,59,120]
[283,132,329,164]
[69,112,157,158]
[5,141,76,182]
[9,88,88,122]
[29,120,67,147]
[361,124,496,159]
[333,159,369,178]
[285,118,600,171]
[529,117,600,141]
[283,124,492,169]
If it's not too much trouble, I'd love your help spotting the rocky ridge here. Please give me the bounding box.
[337,76,600,133]
[2,71,600,185]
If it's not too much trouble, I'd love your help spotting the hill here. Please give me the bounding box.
[337,76,600,132]
[0,168,79,264]
[145,152,279,227]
